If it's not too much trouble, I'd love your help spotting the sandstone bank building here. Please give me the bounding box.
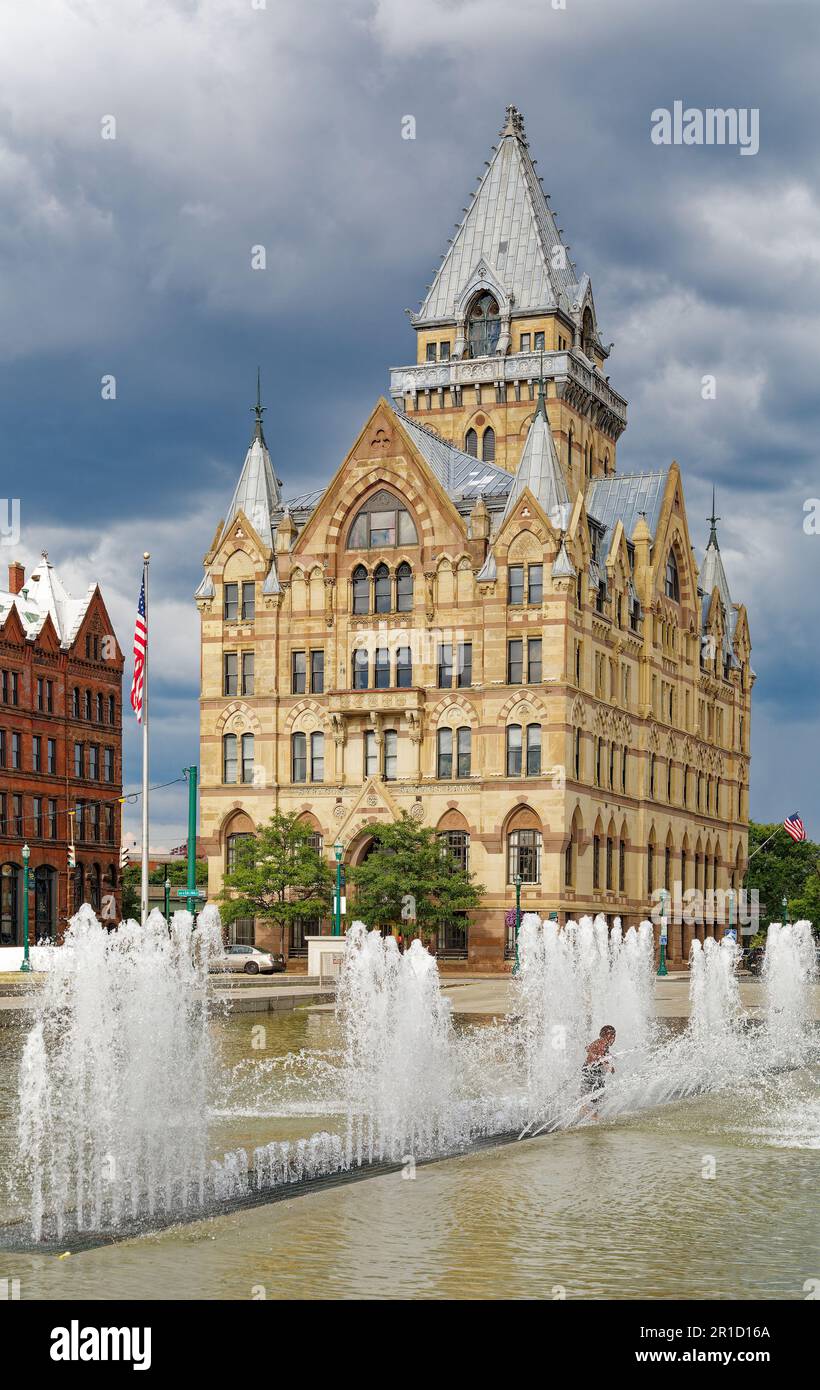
[197,107,752,969]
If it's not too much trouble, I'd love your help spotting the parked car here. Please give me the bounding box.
[219,944,285,975]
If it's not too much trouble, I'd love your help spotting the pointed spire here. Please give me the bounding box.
[707,486,721,550]
[218,380,281,549]
[252,366,266,445]
[414,105,579,327]
[501,395,570,528]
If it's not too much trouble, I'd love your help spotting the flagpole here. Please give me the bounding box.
[140,552,150,924]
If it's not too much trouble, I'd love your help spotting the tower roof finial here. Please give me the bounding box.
[707,486,721,550]
[252,366,266,444]
[500,104,526,141]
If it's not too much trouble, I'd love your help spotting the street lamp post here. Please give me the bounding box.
[19,843,31,973]
[333,841,343,937]
[782,894,790,926]
[164,877,171,922]
[511,873,522,976]
[657,887,669,977]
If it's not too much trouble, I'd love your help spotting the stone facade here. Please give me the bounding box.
[197,108,752,970]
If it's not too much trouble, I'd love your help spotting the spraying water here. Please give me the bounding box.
[13,906,817,1241]
[16,904,223,1241]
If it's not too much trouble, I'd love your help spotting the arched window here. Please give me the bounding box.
[647,834,655,896]
[352,565,370,615]
[0,863,21,946]
[96,692,103,723]
[374,563,391,614]
[396,562,413,613]
[508,828,542,884]
[34,865,57,937]
[665,549,680,601]
[227,832,253,873]
[574,728,582,779]
[88,864,101,913]
[665,844,672,893]
[506,724,522,776]
[619,833,627,893]
[622,746,628,793]
[467,292,500,358]
[347,491,418,549]
[567,426,574,474]
[564,834,574,887]
[593,832,602,890]
[291,732,307,783]
[440,829,469,873]
[649,753,656,798]
[223,733,237,784]
[241,733,254,784]
[310,731,324,783]
[437,728,453,779]
[465,428,478,457]
[352,648,369,690]
[481,427,495,463]
[582,306,595,358]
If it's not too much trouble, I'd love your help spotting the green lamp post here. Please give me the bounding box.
[511,872,522,976]
[657,888,669,977]
[164,877,171,922]
[782,894,790,926]
[19,842,31,973]
[333,841,343,937]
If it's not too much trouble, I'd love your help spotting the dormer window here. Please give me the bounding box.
[347,491,418,549]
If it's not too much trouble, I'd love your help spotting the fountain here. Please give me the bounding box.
[16,904,223,1242]
[10,905,817,1243]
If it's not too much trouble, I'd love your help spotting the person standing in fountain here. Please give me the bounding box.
[580,1025,616,1117]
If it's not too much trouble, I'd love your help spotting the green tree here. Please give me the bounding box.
[348,812,484,945]
[218,812,334,954]
[747,821,819,931]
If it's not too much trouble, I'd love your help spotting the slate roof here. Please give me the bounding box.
[220,425,281,549]
[585,471,668,540]
[501,391,570,529]
[415,105,579,324]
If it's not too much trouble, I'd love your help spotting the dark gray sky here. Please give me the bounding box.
[2,0,818,844]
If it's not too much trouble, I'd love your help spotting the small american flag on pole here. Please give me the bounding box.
[130,573,147,723]
[783,812,806,843]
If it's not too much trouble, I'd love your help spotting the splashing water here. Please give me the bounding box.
[16,904,223,1241]
[13,907,817,1240]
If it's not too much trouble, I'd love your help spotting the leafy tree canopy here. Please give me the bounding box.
[747,821,819,932]
[348,812,484,940]
[218,812,333,950]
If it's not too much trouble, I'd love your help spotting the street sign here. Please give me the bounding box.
[176,888,206,899]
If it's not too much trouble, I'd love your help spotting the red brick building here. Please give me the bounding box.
[0,554,124,944]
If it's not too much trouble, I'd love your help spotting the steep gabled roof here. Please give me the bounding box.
[415,105,579,325]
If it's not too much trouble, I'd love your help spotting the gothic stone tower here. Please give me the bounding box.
[389,105,627,482]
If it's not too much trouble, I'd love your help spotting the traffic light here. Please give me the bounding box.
[119,844,130,870]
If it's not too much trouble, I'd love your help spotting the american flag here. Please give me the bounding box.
[130,574,147,723]
[783,812,806,843]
